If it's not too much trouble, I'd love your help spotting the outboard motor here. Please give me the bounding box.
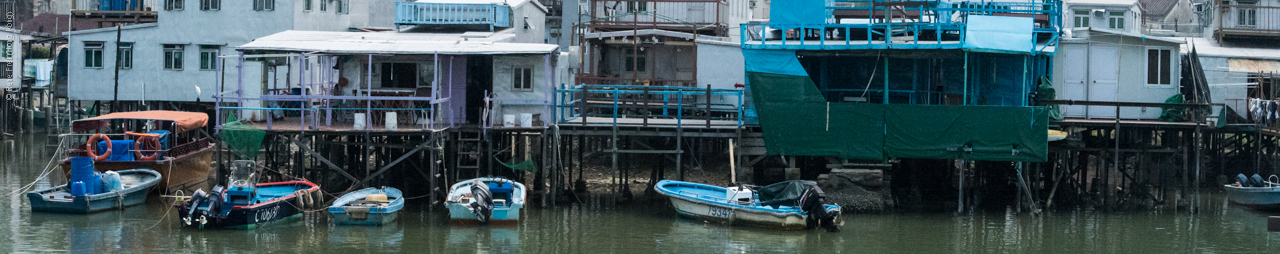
[197,185,225,228]
[184,189,208,226]
[800,185,840,232]
[469,180,494,223]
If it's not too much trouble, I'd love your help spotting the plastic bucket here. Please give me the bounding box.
[69,157,100,195]
[70,182,86,196]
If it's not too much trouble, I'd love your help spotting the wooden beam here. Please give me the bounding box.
[290,137,360,183]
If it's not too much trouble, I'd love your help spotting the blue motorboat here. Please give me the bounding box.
[656,180,842,231]
[446,178,525,224]
[1225,174,1280,209]
[28,168,162,213]
[178,161,322,229]
[329,187,404,226]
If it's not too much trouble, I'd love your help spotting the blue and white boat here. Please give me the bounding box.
[446,178,525,224]
[28,169,162,213]
[329,187,404,226]
[178,161,322,229]
[1225,174,1280,209]
[656,180,842,231]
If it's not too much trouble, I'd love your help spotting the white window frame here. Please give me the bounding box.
[164,44,185,70]
[200,0,220,10]
[165,0,183,11]
[84,42,104,68]
[199,45,219,71]
[1108,11,1125,30]
[1237,2,1257,27]
[319,0,327,12]
[1073,10,1090,28]
[512,66,534,91]
[1145,47,1175,88]
[1,41,11,58]
[253,0,275,11]
[117,42,133,69]
[337,0,349,14]
[304,0,312,12]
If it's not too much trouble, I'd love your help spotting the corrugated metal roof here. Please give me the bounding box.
[1184,37,1280,61]
[238,30,559,55]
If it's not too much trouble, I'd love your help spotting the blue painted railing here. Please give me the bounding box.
[395,2,512,30]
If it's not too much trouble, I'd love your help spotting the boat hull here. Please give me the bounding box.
[1224,185,1280,209]
[27,169,162,214]
[445,203,523,223]
[329,187,404,226]
[60,143,214,194]
[444,178,526,224]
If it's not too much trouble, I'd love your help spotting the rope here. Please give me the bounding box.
[144,190,182,231]
[11,138,68,196]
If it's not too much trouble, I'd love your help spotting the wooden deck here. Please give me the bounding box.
[1053,118,1202,128]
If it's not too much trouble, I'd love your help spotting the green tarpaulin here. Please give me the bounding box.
[748,71,1049,162]
[220,113,266,159]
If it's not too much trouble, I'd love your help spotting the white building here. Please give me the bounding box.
[64,0,397,103]
[1,27,33,89]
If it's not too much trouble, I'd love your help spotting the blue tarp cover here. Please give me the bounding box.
[963,15,1034,54]
[743,49,810,77]
[769,0,827,29]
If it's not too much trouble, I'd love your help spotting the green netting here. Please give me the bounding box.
[497,158,539,172]
[1035,76,1062,121]
[748,71,1049,162]
[1157,94,1185,122]
[220,114,266,159]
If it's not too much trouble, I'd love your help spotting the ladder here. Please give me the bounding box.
[454,129,484,181]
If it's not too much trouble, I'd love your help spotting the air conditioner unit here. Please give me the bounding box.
[1093,9,1106,18]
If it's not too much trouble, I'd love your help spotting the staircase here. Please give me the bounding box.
[454,129,484,181]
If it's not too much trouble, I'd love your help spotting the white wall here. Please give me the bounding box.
[1,30,22,89]
[697,41,745,107]
[510,1,549,44]
[491,54,554,125]
[1063,3,1141,33]
[1052,34,1182,119]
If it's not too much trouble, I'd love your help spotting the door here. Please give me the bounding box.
[1087,45,1118,119]
[1061,44,1088,117]
[465,55,493,125]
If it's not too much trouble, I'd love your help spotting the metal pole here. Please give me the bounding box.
[962,52,968,105]
[112,25,121,112]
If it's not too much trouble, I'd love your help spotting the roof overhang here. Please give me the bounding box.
[239,30,559,55]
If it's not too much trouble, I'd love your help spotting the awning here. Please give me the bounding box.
[963,15,1034,54]
[72,111,209,133]
[1228,59,1280,73]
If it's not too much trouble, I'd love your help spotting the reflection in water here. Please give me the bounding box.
[3,132,1280,253]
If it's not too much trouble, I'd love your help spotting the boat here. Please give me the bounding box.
[58,110,215,195]
[655,180,842,231]
[329,187,404,226]
[27,168,161,213]
[445,178,526,224]
[1224,174,1280,209]
[177,161,323,229]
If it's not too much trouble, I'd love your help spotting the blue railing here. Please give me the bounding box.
[395,2,512,30]
[742,0,1060,51]
[553,84,746,128]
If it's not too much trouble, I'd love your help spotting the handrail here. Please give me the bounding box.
[395,2,512,28]
[553,84,745,127]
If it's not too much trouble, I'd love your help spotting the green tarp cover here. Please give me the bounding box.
[498,158,539,172]
[221,117,266,160]
[748,71,1049,162]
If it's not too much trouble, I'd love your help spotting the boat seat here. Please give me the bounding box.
[350,200,392,207]
[494,199,507,208]
[488,182,514,193]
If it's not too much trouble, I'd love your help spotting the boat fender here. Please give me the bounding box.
[1238,174,1252,187]
[1253,174,1268,187]
[294,190,310,210]
[311,189,324,209]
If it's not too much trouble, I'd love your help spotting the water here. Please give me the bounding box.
[2,132,1280,253]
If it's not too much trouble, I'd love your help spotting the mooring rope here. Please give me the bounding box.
[144,190,182,231]
[12,138,69,196]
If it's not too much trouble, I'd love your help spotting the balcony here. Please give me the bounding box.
[394,1,512,30]
[1218,4,1280,38]
[743,0,1059,51]
[69,0,158,29]
[588,0,728,35]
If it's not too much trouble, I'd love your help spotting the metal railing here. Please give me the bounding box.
[588,0,726,31]
[575,76,697,87]
[1220,4,1280,35]
[395,2,512,29]
[554,84,745,128]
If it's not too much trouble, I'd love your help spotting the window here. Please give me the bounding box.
[254,0,274,11]
[165,0,183,11]
[1147,49,1172,85]
[199,45,219,70]
[304,0,312,11]
[627,0,648,11]
[1237,2,1257,27]
[201,0,220,10]
[513,67,533,90]
[337,0,348,14]
[117,43,133,69]
[0,63,11,79]
[319,0,327,12]
[1,41,10,58]
[1073,10,1090,28]
[1108,11,1125,29]
[84,42,104,68]
[624,48,647,72]
[380,63,418,88]
[164,44,184,70]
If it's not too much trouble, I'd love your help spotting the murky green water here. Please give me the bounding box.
[2,132,1279,253]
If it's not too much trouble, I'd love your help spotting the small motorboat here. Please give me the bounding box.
[178,161,323,229]
[656,180,842,231]
[1224,174,1280,209]
[445,178,525,224]
[329,187,404,226]
[28,168,161,213]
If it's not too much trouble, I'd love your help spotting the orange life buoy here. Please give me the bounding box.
[86,133,111,161]
[134,135,161,161]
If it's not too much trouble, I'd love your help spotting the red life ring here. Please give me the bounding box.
[86,133,112,161]
[134,135,161,161]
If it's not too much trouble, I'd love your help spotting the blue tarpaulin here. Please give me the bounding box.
[963,15,1034,54]
[743,49,809,77]
[769,0,827,29]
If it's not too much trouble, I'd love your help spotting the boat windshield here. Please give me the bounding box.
[228,160,256,188]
